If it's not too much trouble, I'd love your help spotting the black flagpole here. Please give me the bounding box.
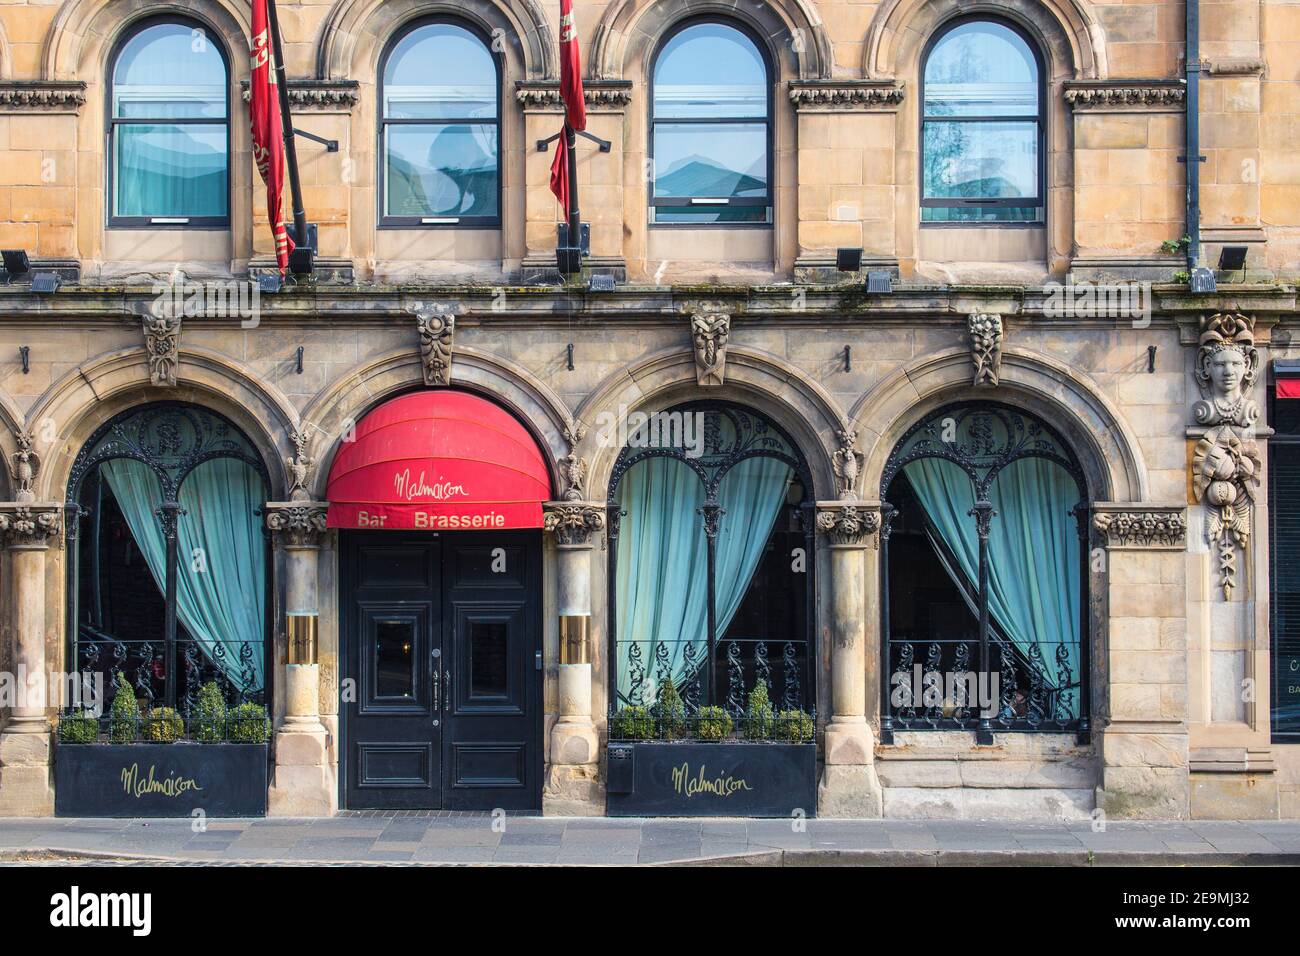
[565,121,580,259]
[264,0,309,253]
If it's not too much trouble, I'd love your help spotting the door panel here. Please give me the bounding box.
[442,535,540,811]
[341,531,541,812]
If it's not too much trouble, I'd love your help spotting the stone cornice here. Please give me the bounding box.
[240,80,360,112]
[816,501,880,548]
[543,501,605,548]
[1064,81,1186,111]
[1092,503,1188,550]
[264,501,329,548]
[789,80,904,111]
[515,81,633,110]
[0,503,63,549]
[0,80,86,112]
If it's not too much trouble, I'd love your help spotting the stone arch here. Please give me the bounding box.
[300,346,572,499]
[316,0,555,81]
[28,347,298,501]
[0,388,24,499]
[851,347,1148,504]
[577,345,846,502]
[589,0,833,82]
[863,0,1106,81]
[43,0,250,82]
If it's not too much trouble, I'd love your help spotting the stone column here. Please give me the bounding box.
[0,504,62,815]
[815,501,884,817]
[264,502,336,816]
[541,501,605,815]
[1092,504,1191,818]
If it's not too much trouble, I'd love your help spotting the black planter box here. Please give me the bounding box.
[54,742,268,817]
[606,741,816,817]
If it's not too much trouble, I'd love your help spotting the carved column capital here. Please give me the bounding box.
[264,501,329,549]
[815,501,881,548]
[1092,503,1188,550]
[969,312,1002,387]
[543,501,605,548]
[143,313,181,387]
[0,502,63,550]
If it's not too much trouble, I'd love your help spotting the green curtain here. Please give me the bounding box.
[614,455,792,702]
[902,457,1080,703]
[99,458,265,693]
[175,459,267,693]
[713,456,794,633]
[615,458,707,701]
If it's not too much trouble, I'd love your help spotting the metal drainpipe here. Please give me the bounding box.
[1185,0,1202,272]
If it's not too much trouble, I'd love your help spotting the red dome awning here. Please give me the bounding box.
[325,390,552,530]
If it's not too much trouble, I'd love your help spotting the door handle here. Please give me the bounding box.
[444,671,451,713]
[432,668,440,714]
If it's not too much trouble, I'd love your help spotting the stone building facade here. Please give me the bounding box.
[0,0,1298,819]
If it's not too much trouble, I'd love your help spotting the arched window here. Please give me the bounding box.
[379,20,501,227]
[880,404,1088,741]
[650,21,772,224]
[66,404,270,715]
[920,18,1043,223]
[108,18,230,227]
[607,404,814,731]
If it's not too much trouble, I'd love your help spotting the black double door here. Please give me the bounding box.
[341,531,542,811]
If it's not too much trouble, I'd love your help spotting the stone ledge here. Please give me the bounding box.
[1063,80,1185,112]
[883,786,1094,820]
[789,80,904,111]
[239,79,360,112]
[0,81,86,112]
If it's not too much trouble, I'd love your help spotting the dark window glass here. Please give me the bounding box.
[470,620,509,698]
[650,23,771,224]
[380,22,500,224]
[109,21,229,224]
[921,20,1042,223]
[375,619,416,698]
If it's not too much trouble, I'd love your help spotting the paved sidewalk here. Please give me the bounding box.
[3,816,1300,865]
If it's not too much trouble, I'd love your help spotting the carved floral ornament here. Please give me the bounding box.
[143,313,181,387]
[414,305,457,387]
[1190,313,1261,599]
[286,427,315,502]
[560,419,588,501]
[690,310,730,387]
[831,426,863,499]
[10,431,40,503]
[969,312,1002,387]
[1093,508,1188,549]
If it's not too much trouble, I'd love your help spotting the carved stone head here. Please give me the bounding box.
[1194,313,1259,426]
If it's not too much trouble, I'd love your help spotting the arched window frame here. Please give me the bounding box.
[105,15,232,229]
[918,15,1046,224]
[647,17,775,226]
[377,16,503,229]
[605,402,816,720]
[64,402,272,714]
[879,402,1090,743]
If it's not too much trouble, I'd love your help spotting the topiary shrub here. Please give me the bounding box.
[744,682,774,740]
[226,702,271,743]
[610,705,655,740]
[142,706,184,742]
[774,708,814,742]
[192,681,227,743]
[58,710,98,744]
[695,705,733,741]
[109,674,139,743]
[655,681,686,740]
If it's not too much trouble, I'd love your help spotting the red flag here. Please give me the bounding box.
[249,0,294,273]
[549,0,586,208]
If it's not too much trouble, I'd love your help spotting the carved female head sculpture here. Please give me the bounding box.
[1194,313,1259,427]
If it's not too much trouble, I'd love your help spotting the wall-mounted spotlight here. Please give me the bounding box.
[31,272,60,294]
[843,345,851,373]
[296,346,305,374]
[566,343,575,371]
[1218,245,1248,272]
[1147,345,1157,374]
[19,345,29,374]
[2,249,30,283]
[835,247,862,273]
